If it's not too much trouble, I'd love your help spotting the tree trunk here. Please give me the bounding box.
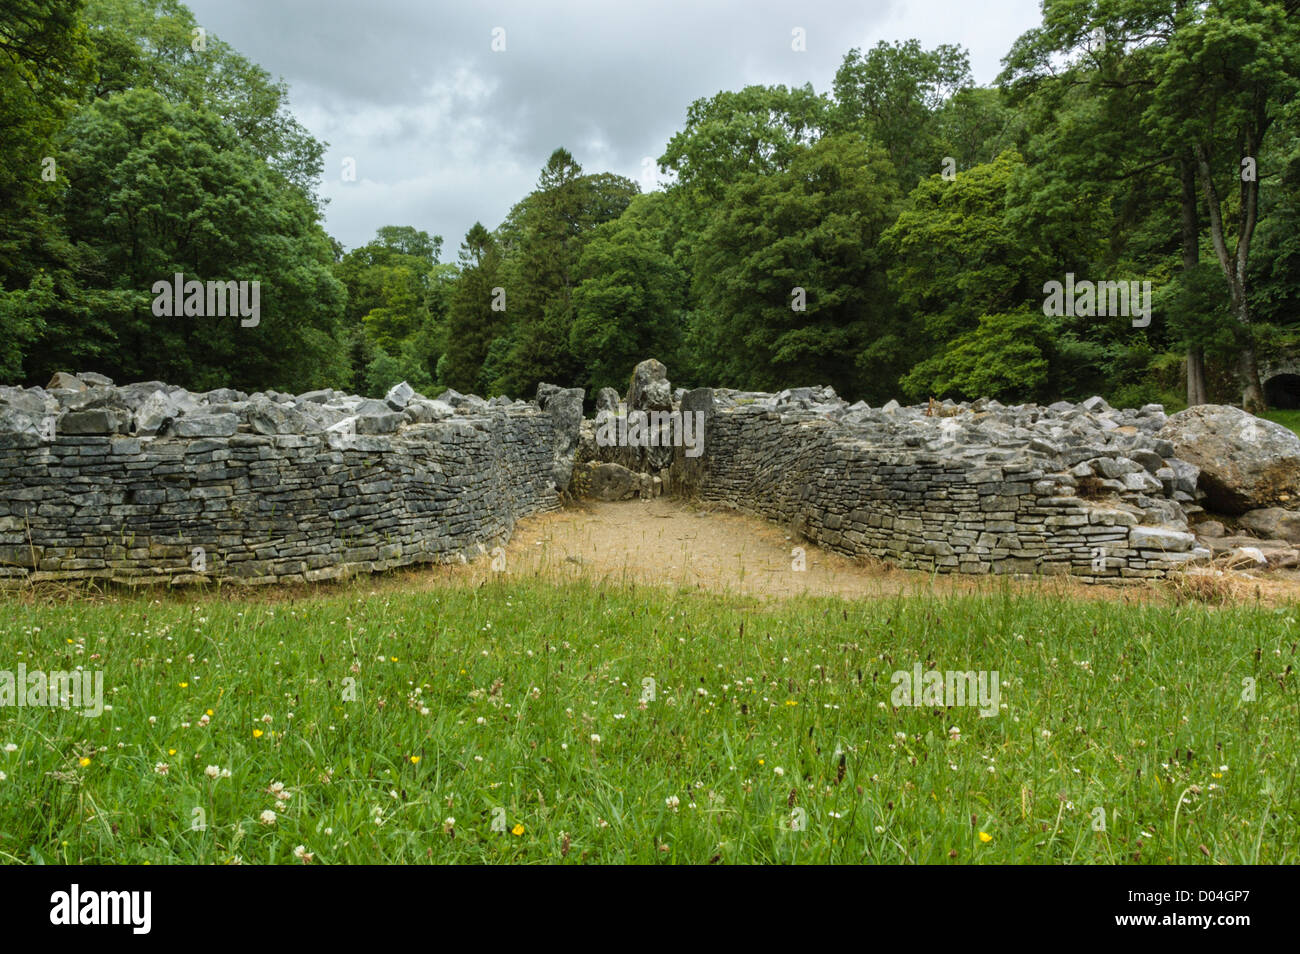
[1195,143,1267,411]
[1187,347,1207,405]
[1179,156,1207,406]
[1236,302,1267,413]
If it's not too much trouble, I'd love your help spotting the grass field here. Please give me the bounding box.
[0,579,1296,864]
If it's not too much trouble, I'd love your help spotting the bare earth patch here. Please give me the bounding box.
[448,498,1295,606]
[391,499,1115,603]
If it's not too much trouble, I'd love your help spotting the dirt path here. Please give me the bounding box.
[450,498,1295,606]
[471,499,1142,603]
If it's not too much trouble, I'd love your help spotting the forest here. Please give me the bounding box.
[2,0,1298,413]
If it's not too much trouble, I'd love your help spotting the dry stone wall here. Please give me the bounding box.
[0,376,581,587]
[7,358,1293,587]
[690,398,1204,580]
[577,360,1221,581]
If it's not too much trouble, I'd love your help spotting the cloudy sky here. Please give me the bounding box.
[184,0,1043,256]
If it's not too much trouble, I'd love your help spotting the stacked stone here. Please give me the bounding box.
[0,374,582,587]
[685,392,1214,581]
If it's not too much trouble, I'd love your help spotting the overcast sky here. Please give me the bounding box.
[184,0,1043,256]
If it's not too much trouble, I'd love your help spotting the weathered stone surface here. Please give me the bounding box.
[385,381,415,410]
[0,376,581,588]
[59,408,129,435]
[1160,405,1300,513]
[1196,519,1226,538]
[1238,507,1300,544]
[170,412,238,438]
[536,384,585,492]
[627,358,672,412]
[47,372,85,391]
[1129,526,1194,552]
[402,399,454,424]
[134,389,197,435]
[596,387,621,413]
[246,397,309,436]
[585,461,642,501]
[355,411,404,435]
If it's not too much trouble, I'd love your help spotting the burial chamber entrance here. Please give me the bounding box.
[1264,373,1300,410]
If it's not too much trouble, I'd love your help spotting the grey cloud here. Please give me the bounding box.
[183,0,1040,251]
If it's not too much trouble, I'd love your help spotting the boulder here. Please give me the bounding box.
[354,410,404,435]
[246,396,310,435]
[0,388,54,437]
[134,389,198,436]
[585,462,641,501]
[536,383,585,492]
[1159,405,1300,513]
[47,372,85,391]
[0,406,45,437]
[197,388,246,405]
[596,387,621,413]
[402,399,454,424]
[59,407,130,435]
[626,358,672,412]
[1238,507,1300,544]
[385,381,415,411]
[294,401,351,430]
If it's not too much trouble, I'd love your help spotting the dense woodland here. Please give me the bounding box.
[2,0,1298,411]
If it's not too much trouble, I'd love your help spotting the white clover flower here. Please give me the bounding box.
[590,734,601,743]
[259,810,277,826]
[666,795,680,809]
[2,743,16,753]
[154,763,169,775]
[204,765,221,779]
[773,767,784,777]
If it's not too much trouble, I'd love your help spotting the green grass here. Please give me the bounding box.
[0,580,1296,864]
[1261,408,1300,435]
